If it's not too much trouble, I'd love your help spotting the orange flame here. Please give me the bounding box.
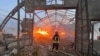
[36,28,48,36]
[33,26,69,44]
[61,32,65,35]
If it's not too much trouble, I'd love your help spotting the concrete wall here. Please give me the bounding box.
[24,0,78,12]
[88,0,100,19]
[76,0,100,54]
[94,40,100,53]
[64,0,78,7]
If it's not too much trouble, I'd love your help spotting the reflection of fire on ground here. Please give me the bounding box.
[33,26,75,46]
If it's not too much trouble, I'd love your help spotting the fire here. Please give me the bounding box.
[37,28,48,36]
[33,27,51,44]
[33,26,69,44]
[61,32,65,35]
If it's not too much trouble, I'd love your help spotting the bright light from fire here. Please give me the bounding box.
[61,32,65,35]
[37,28,48,36]
[33,26,72,44]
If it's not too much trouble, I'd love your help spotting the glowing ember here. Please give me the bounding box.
[61,32,65,35]
[37,28,48,35]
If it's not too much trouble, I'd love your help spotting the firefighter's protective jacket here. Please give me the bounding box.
[53,33,60,43]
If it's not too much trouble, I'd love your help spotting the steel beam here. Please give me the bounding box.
[0,1,24,30]
[17,0,20,55]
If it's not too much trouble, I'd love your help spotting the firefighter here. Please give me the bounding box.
[52,31,60,52]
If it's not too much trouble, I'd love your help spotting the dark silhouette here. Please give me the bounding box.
[52,31,60,51]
